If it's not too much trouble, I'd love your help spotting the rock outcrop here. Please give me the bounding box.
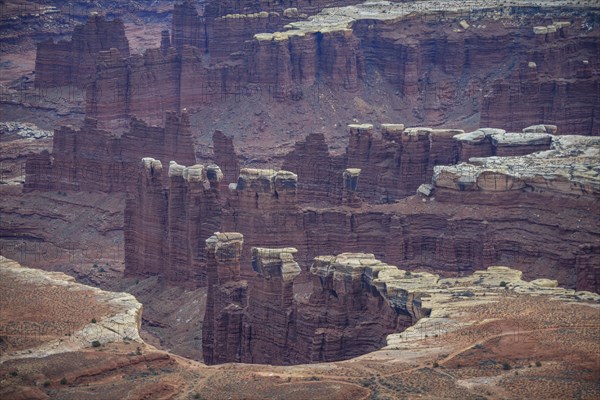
[80,1,600,135]
[434,135,600,198]
[204,243,427,365]
[205,243,600,365]
[202,232,247,364]
[281,132,345,205]
[35,15,130,88]
[125,159,223,287]
[0,256,142,362]
[124,125,599,292]
[222,168,302,273]
[241,247,301,364]
[212,130,240,185]
[454,126,554,161]
[24,112,195,193]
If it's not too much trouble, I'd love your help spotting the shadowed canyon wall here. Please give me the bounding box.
[24,112,195,193]
[202,236,423,365]
[35,15,130,88]
[122,128,599,292]
[53,2,598,134]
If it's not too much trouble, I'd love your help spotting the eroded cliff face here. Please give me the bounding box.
[76,1,599,135]
[202,232,247,364]
[124,125,598,292]
[204,241,600,366]
[35,15,130,89]
[24,111,195,193]
[124,159,223,287]
[202,237,424,365]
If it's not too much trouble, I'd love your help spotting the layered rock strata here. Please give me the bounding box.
[126,129,599,291]
[202,232,247,364]
[204,243,425,365]
[241,247,301,364]
[35,15,130,88]
[124,159,223,287]
[80,1,599,134]
[222,168,302,274]
[206,247,600,366]
[24,112,195,193]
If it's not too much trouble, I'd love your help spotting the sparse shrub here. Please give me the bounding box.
[43,381,51,387]
[10,370,17,377]
[98,267,105,273]
[405,271,412,276]
[474,343,484,349]
[432,361,439,368]
[287,377,291,383]
[92,263,98,268]
[193,394,202,400]
[60,377,67,385]
[535,361,542,367]
[308,376,320,381]
[502,362,512,370]
[499,281,507,287]
[92,340,101,348]
[91,318,96,323]
[136,346,142,355]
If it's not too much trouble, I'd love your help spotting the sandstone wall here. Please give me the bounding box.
[125,159,223,287]
[35,15,130,88]
[24,112,195,193]
[202,232,247,364]
[203,240,425,365]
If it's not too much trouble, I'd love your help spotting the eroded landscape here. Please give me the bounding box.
[1,0,599,399]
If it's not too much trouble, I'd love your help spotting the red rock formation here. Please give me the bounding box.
[209,13,283,64]
[293,253,421,363]
[575,244,599,293]
[282,124,460,204]
[23,151,56,191]
[240,247,301,364]
[281,132,344,205]
[319,29,364,91]
[248,35,293,96]
[212,130,240,185]
[81,3,599,133]
[85,48,130,121]
[124,132,599,294]
[202,232,247,364]
[172,0,206,53]
[24,118,127,192]
[124,158,168,278]
[24,112,195,193]
[342,168,362,208]
[125,159,223,286]
[35,15,130,88]
[221,168,303,275]
[204,248,426,365]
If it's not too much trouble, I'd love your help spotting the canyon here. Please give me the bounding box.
[122,125,599,293]
[1,0,599,399]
